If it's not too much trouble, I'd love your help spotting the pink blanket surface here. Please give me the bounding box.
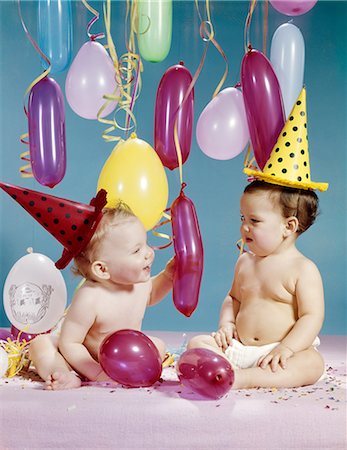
[0,332,346,449]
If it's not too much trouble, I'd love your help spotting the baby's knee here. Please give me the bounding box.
[310,349,325,383]
[187,334,214,350]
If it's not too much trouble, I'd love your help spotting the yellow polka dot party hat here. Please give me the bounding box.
[244,88,328,192]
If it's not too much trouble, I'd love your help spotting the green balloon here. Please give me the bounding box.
[137,0,172,63]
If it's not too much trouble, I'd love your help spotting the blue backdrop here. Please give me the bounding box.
[0,0,346,334]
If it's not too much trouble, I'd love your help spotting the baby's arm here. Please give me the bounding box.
[58,293,104,381]
[148,257,175,306]
[259,259,324,371]
[213,293,240,351]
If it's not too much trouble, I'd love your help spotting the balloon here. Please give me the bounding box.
[3,252,67,334]
[154,62,194,170]
[28,76,66,188]
[97,135,169,231]
[0,328,12,341]
[65,41,118,120]
[270,23,305,118]
[176,348,234,400]
[38,0,73,73]
[10,325,41,342]
[171,185,203,317]
[137,0,172,62]
[270,0,317,16]
[241,49,286,170]
[99,329,162,387]
[196,87,249,160]
[0,347,9,378]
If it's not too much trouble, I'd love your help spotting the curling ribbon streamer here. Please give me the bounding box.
[81,0,105,41]
[17,0,51,178]
[151,210,173,250]
[0,329,31,378]
[263,0,269,56]
[244,0,257,53]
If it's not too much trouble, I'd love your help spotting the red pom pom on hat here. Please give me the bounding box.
[0,182,107,269]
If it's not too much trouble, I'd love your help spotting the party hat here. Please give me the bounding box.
[244,88,328,192]
[0,182,107,269]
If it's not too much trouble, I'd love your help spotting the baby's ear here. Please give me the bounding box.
[284,216,299,236]
[91,261,110,280]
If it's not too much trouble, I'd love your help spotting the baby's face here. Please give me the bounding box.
[96,217,155,285]
[240,191,287,256]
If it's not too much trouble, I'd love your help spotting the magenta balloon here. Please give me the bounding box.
[0,328,12,341]
[65,41,118,120]
[270,0,317,16]
[171,186,203,317]
[154,62,194,170]
[241,49,285,170]
[28,76,66,188]
[99,329,162,387]
[10,325,39,342]
[176,348,234,399]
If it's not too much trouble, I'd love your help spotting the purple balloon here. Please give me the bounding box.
[154,61,194,170]
[270,0,317,16]
[241,49,285,170]
[10,325,39,342]
[28,76,66,188]
[0,328,12,341]
[99,329,162,387]
[171,184,203,317]
[177,348,234,400]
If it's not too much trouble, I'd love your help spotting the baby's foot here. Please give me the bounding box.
[45,371,82,390]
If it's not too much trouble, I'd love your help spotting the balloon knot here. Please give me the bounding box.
[130,132,137,139]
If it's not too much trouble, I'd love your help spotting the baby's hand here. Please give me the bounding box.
[164,257,176,281]
[212,324,238,351]
[258,344,294,372]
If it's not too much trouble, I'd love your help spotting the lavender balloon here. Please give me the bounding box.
[196,87,249,160]
[171,184,203,317]
[177,348,234,399]
[0,328,12,341]
[154,62,194,170]
[270,0,317,16]
[99,329,162,387]
[28,77,66,188]
[241,49,285,170]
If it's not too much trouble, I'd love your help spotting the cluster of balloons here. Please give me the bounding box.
[2,251,67,335]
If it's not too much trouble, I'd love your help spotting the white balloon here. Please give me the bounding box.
[270,23,305,118]
[3,253,67,334]
[0,347,8,378]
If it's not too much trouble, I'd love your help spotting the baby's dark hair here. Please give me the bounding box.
[244,180,319,234]
[72,201,136,280]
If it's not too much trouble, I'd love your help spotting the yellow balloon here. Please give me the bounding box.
[97,134,169,230]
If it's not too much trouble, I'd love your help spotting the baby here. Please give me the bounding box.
[188,180,325,389]
[29,202,175,390]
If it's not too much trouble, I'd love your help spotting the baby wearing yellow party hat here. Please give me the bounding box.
[187,88,328,389]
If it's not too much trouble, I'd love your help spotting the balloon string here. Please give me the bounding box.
[262,0,269,56]
[17,0,51,177]
[244,0,257,53]
[151,210,173,250]
[81,0,105,40]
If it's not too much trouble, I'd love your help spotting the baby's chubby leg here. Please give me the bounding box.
[147,335,166,361]
[29,335,81,390]
[187,334,227,359]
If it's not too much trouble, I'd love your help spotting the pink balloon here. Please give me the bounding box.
[28,76,66,188]
[241,49,286,170]
[196,87,249,160]
[0,328,12,341]
[171,184,203,317]
[177,348,234,399]
[65,41,118,120]
[10,325,44,342]
[154,61,194,170]
[270,0,317,16]
[99,329,162,387]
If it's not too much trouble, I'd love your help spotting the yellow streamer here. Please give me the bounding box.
[244,0,258,53]
[0,330,31,378]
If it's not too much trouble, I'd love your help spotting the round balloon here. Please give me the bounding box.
[196,87,249,160]
[10,325,40,342]
[28,76,66,188]
[65,40,118,120]
[99,329,162,387]
[0,328,12,342]
[3,252,67,334]
[0,347,9,378]
[97,135,169,231]
[176,348,234,399]
[270,0,317,16]
[38,0,73,73]
[171,185,203,317]
[138,0,172,62]
[270,23,305,118]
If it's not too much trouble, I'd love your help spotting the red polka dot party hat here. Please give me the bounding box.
[244,87,328,192]
[0,182,107,269]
